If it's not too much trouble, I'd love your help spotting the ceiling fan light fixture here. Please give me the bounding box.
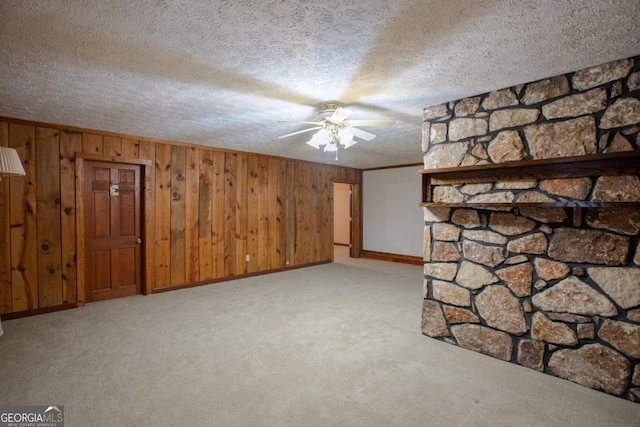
[279,102,395,159]
[306,129,329,149]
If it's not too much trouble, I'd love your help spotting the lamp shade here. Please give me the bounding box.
[0,146,26,179]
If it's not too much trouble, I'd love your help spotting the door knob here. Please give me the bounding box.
[136,238,142,244]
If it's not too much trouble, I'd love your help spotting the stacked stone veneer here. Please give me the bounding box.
[421,56,640,402]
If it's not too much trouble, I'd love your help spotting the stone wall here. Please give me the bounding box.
[421,56,640,402]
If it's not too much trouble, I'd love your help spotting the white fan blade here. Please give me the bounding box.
[330,107,353,123]
[277,121,320,125]
[349,127,377,141]
[306,129,329,149]
[338,129,356,148]
[348,119,395,127]
[278,126,322,139]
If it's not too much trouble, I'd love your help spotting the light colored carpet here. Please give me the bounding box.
[0,246,638,426]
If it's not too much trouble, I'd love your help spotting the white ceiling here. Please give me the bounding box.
[1,1,639,169]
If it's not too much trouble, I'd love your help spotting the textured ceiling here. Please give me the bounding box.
[1,1,639,169]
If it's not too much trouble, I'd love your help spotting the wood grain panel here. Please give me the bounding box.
[257,156,268,271]
[198,150,213,280]
[246,155,259,273]
[139,140,154,161]
[75,155,86,305]
[185,147,199,282]
[300,162,310,264]
[266,158,279,269]
[0,122,10,313]
[170,146,186,285]
[235,154,248,274]
[276,159,286,267]
[36,127,62,307]
[307,162,319,263]
[319,165,331,261]
[154,144,171,288]
[326,167,335,260]
[139,139,155,294]
[121,138,139,158]
[82,133,103,155]
[212,151,226,277]
[294,161,305,265]
[9,123,37,311]
[350,183,363,257]
[285,161,295,267]
[59,131,82,304]
[223,153,236,276]
[103,136,122,158]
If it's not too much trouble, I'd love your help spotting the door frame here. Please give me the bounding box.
[332,179,362,258]
[75,153,152,306]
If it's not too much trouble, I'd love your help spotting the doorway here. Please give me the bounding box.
[332,181,362,260]
[333,183,351,248]
[83,161,142,302]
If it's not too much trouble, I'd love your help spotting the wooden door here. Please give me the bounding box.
[84,161,142,302]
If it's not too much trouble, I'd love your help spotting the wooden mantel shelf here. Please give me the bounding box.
[420,151,640,207]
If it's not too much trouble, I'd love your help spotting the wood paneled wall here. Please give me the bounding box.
[0,118,361,315]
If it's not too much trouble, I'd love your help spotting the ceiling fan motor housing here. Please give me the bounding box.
[316,102,341,120]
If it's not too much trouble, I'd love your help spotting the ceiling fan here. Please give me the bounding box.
[278,103,395,159]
